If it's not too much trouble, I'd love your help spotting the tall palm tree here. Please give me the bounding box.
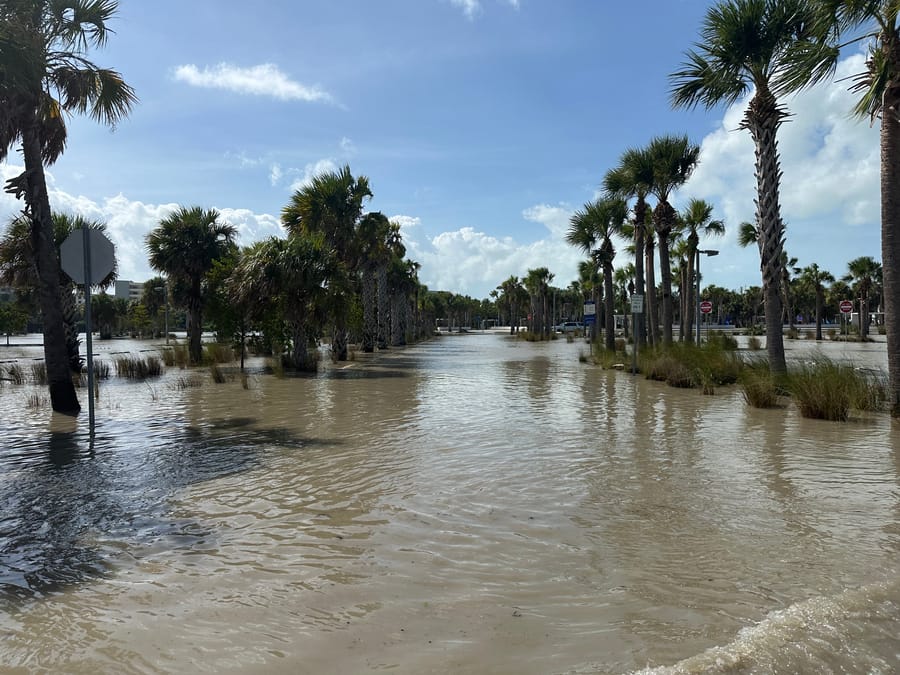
[497,275,525,334]
[578,259,603,343]
[523,267,554,339]
[0,0,137,413]
[604,147,655,346]
[680,198,725,343]
[567,197,628,351]
[738,220,800,333]
[798,263,835,340]
[813,2,900,413]
[671,0,830,371]
[0,213,118,371]
[146,206,237,365]
[281,165,372,361]
[646,135,700,346]
[230,234,337,371]
[844,255,882,339]
[356,211,392,353]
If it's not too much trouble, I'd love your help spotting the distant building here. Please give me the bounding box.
[115,280,144,302]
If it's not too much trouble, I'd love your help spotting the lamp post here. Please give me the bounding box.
[696,249,719,344]
[155,283,169,345]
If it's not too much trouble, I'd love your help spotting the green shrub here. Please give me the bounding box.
[31,362,47,385]
[746,336,762,351]
[115,355,163,380]
[707,331,738,350]
[740,364,779,408]
[786,357,863,421]
[160,347,175,367]
[171,344,189,369]
[203,343,234,365]
[6,363,25,385]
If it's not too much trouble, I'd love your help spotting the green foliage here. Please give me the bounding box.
[202,343,235,365]
[787,358,887,420]
[740,362,780,408]
[114,355,163,380]
[639,342,742,390]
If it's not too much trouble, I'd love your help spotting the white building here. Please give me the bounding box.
[114,280,144,302]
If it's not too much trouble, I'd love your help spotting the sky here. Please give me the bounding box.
[0,0,883,300]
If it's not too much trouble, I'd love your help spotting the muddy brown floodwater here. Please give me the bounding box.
[1,332,898,674]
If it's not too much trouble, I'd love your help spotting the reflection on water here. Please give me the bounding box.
[0,333,898,673]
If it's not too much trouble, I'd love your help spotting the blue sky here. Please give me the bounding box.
[0,0,882,300]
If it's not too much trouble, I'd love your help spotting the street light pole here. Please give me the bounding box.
[696,249,719,345]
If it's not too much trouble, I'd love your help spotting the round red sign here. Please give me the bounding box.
[700,300,712,314]
[839,300,853,314]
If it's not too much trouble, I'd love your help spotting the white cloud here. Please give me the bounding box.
[269,163,283,186]
[450,0,481,19]
[287,159,339,192]
[173,63,334,103]
[340,137,356,155]
[522,202,573,238]
[449,0,519,19]
[0,162,282,283]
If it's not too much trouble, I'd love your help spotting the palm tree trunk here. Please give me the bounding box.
[634,200,646,346]
[21,124,80,414]
[656,222,674,345]
[377,265,389,349]
[391,293,403,346]
[189,279,203,365]
[882,82,900,415]
[603,266,615,351]
[362,267,376,352]
[685,247,696,344]
[645,236,658,347]
[815,288,824,341]
[746,92,787,373]
[61,283,83,372]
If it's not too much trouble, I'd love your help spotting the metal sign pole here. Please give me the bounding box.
[81,228,95,434]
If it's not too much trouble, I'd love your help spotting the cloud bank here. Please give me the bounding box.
[173,63,334,103]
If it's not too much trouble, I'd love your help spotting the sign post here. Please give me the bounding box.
[60,228,116,434]
[630,294,643,374]
[839,299,853,337]
[583,301,596,355]
[699,300,712,343]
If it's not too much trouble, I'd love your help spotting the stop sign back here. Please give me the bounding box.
[700,300,713,314]
[839,300,853,314]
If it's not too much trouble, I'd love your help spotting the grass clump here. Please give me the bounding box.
[115,355,163,380]
[787,357,884,420]
[160,347,175,367]
[203,343,234,365]
[210,363,228,383]
[31,362,47,385]
[746,336,762,351]
[639,342,742,390]
[5,363,25,385]
[740,362,780,408]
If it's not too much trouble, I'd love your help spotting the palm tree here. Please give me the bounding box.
[356,212,393,353]
[604,147,655,346]
[578,259,603,343]
[671,0,830,371]
[0,0,137,413]
[567,197,628,351]
[523,267,554,339]
[813,2,900,413]
[281,165,372,361]
[680,199,725,343]
[230,234,337,371]
[798,263,835,340]
[497,275,525,334]
[646,135,700,346]
[146,206,237,365]
[0,212,118,371]
[844,255,882,339]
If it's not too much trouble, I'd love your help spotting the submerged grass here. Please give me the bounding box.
[115,355,163,380]
[740,361,781,408]
[786,357,885,421]
[638,342,742,391]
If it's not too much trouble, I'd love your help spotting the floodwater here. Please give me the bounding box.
[1,332,898,674]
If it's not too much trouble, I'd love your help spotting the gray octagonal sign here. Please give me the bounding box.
[60,228,116,286]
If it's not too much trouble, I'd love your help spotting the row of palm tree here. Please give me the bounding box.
[141,166,425,371]
[672,0,900,414]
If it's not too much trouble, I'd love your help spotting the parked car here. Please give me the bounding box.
[554,321,584,333]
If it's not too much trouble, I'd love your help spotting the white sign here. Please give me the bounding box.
[630,294,644,313]
[583,301,596,316]
[60,228,115,286]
